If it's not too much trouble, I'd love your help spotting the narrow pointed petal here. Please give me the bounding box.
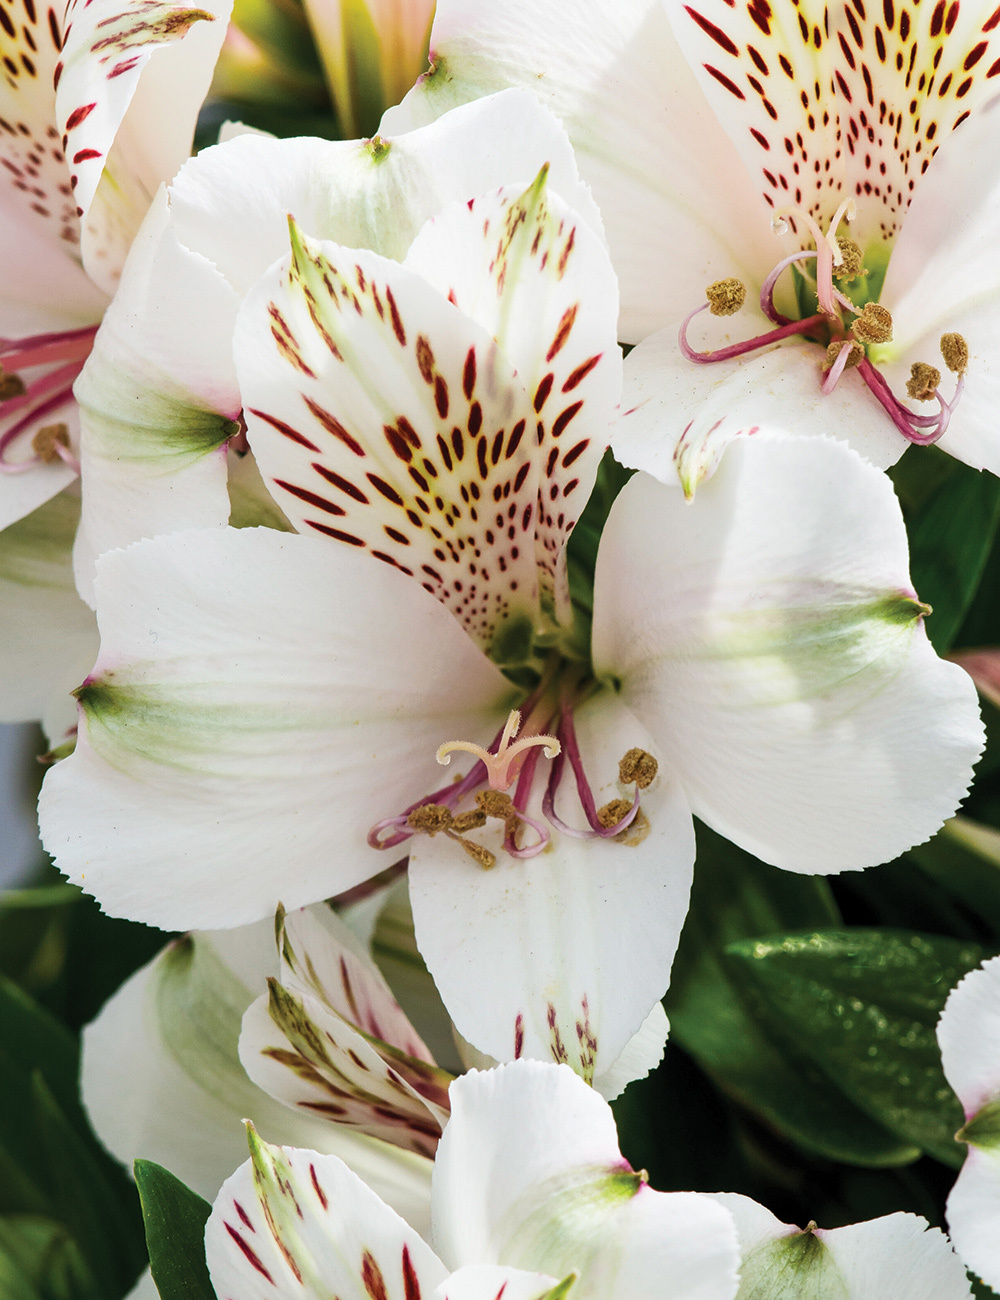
[236,226,545,657]
[709,1195,972,1300]
[206,1134,448,1299]
[665,0,1000,248]
[593,439,984,872]
[616,325,902,491]
[82,920,435,1232]
[0,0,81,258]
[239,906,451,1158]
[0,489,98,737]
[432,1062,741,1300]
[409,693,695,1080]
[39,525,511,930]
[404,173,621,614]
[386,0,775,342]
[71,188,241,605]
[55,0,232,291]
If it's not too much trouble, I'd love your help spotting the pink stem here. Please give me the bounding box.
[821,340,855,395]
[504,745,551,859]
[0,363,82,421]
[0,324,97,355]
[760,251,816,324]
[1,330,96,371]
[857,360,945,445]
[679,308,827,365]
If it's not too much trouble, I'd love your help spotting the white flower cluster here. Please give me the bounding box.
[2,0,999,1293]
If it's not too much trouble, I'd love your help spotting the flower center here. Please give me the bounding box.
[0,325,97,475]
[679,203,967,448]
[368,672,658,869]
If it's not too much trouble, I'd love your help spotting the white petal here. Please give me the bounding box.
[946,1147,1000,1292]
[938,954,1000,1114]
[433,1061,740,1300]
[124,1269,159,1300]
[40,525,511,929]
[437,1265,566,1300]
[409,693,695,1079]
[0,489,98,734]
[592,440,984,871]
[206,1135,447,1299]
[236,224,544,657]
[56,0,232,292]
[387,0,774,342]
[82,920,435,1233]
[593,1003,669,1103]
[616,325,903,492]
[168,89,604,300]
[404,174,621,614]
[709,1195,972,1300]
[71,188,240,605]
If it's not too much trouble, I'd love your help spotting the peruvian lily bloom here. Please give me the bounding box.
[385,0,1000,479]
[0,0,231,526]
[937,953,1000,1291]
[706,1192,973,1298]
[37,151,981,1078]
[205,1060,741,1300]
[82,903,437,1232]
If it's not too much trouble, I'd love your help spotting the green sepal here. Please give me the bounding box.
[134,1161,215,1300]
[889,444,1000,652]
[958,1095,1000,1152]
[723,929,984,1166]
[664,825,919,1166]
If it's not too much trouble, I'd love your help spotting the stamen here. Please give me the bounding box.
[437,708,560,791]
[821,340,863,395]
[679,306,827,365]
[452,808,487,832]
[906,363,942,402]
[31,422,71,464]
[759,250,816,324]
[407,804,454,834]
[618,748,658,789]
[834,238,865,281]
[852,302,893,345]
[450,836,496,870]
[706,278,746,317]
[941,333,969,375]
[0,369,26,401]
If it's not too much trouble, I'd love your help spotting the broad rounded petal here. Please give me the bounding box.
[616,325,903,492]
[433,1061,740,1300]
[124,1270,158,1300]
[938,955,1000,1114]
[82,921,435,1234]
[404,176,621,609]
[708,1195,971,1300]
[409,693,695,1079]
[56,0,232,291]
[592,1002,669,1103]
[0,490,98,735]
[593,441,984,872]
[0,194,106,338]
[436,1265,564,1300]
[40,525,511,929]
[207,1135,447,1300]
[168,89,604,300]
[387,0,775,342]
[237,226,544,657]
[946,1148,1000,1291]
[71,188,242,605]
[0,412,80,532]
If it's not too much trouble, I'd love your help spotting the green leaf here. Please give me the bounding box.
[724,929,986,1166]
[908,817,1000,936]
[0,1215,99,1300]
[31,1076,146,1296]
[664,824,918,1166]
[0,977,80,1132]
[893,445,1000,652]
[134,1161,215,1300]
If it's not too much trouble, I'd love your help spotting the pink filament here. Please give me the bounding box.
[679,305,827,365]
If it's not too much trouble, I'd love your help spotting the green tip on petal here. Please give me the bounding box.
[956,1095,1000,1152]
[872,593,932,625]
[542,1273,578,1300]
[365,134,392,162]
[736,1225,850,1300]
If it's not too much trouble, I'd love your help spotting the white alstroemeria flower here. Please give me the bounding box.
[38,157,981,1084]
[0,0,230,527]
[385,0,1000,480]
[65,90,606,604]
[82,906,436,1235]
[707,1192,972,1299]
[937,953,1000,1291]
[206,1061,741,1300]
